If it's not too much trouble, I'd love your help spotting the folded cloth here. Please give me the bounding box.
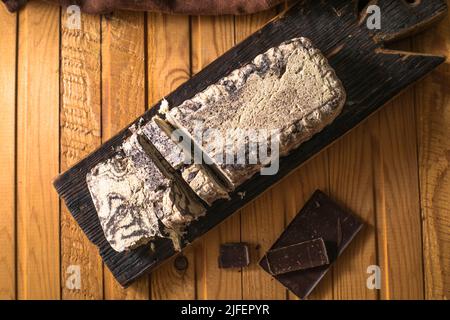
[2,0,284,15]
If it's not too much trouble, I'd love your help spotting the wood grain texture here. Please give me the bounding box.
[413,14,450,300]
[374,86,424,299]
[147,13,195,300]
[17,1,60,299]
[191,15,242,300]
[234,9,286,300]
[60,11,103,299]
[101,11,148,299]
[328,122,378,299]
[241,189,286,299]
[147,13,190,107]
[0,5,16,300]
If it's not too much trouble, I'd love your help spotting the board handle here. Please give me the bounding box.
[357,0,447,43]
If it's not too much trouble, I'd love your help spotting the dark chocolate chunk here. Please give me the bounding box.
[266,238,329,275]
[218,243,250,268]
[259,190,363,299]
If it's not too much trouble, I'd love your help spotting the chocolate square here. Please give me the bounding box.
[259,190,363,299]
[218,243,250,268]
[266,238,329,275]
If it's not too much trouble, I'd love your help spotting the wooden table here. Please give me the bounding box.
[0,1,448,300]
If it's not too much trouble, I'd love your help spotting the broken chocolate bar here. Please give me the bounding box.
[165,37,346,189]
[218,243,250,268]
[266,238,329,275]
[259,190,363,299]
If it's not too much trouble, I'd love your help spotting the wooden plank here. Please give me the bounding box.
[0,5,16,300]
[374,82,424,299]
[328,122,378,300]
[147,13,195,300]
[278,0,329,298]
[327,1,380,301]
[60,10,103,299]
[17,1,60,299]
[281,1,332,298]
[284,155,333,300]
[191,15,242,299]
[234,9,286,300]
[147,13,190,108]
[413,15,450,300]
[53,0,447,287]
[101,11,148,299]
[241,190,286,299]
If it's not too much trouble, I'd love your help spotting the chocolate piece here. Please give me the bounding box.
[259,190,363,299]
[266,238,329,275]
[165,37,346,189]
[218,243,250,269]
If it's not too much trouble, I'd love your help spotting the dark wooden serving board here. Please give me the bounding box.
[54,0,448,287]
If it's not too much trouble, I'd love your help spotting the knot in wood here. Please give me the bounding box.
[174,255,189,271]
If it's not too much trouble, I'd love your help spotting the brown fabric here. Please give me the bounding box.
[2,0,284,15]
[2,0,27,12]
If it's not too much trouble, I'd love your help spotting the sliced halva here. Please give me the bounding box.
[86,132,205,252]
[139,116,229,205]
[165,37,346,188]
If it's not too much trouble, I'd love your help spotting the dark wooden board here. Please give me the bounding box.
[53,0,448,287]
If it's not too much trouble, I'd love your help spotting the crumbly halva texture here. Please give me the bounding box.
[165,37,346,188]
[86,132,205,252]
[140,116,230,205]
[86,152,163,252]
[122,133,205,228]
